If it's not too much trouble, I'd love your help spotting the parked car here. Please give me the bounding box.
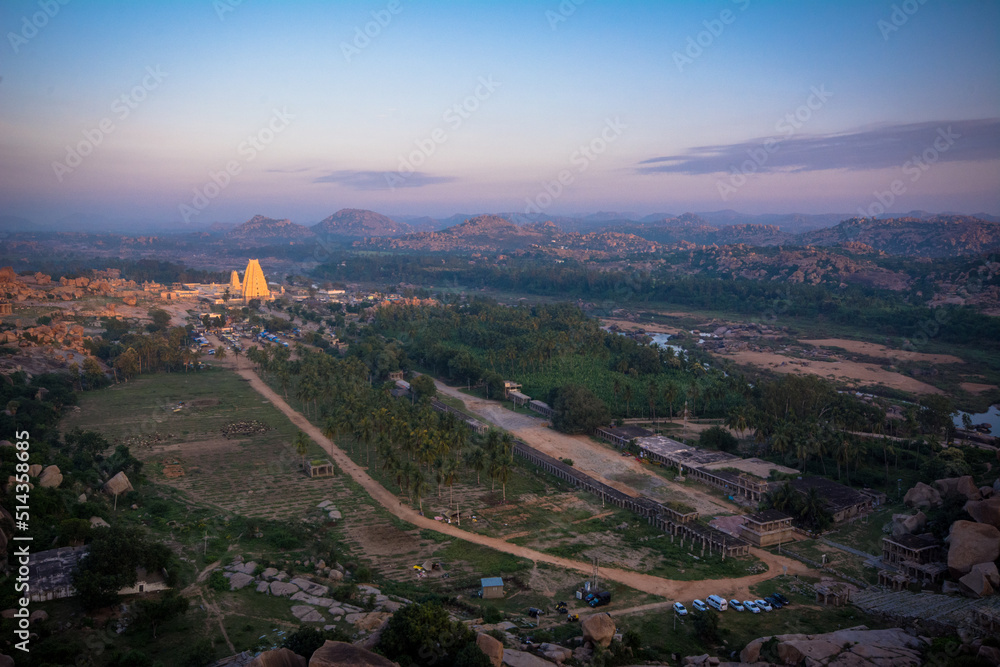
[729,599,745,612]
[692,599,707,612]
[588,591,611,608]
[707,594,728,611]
[673,602,688,616]
[755,598,773,612]
[765,595,783,609]
[774,592,791,606]
[744,600,760,614]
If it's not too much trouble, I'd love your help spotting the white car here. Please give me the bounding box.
[744,600,760,614]
[692,599,707,612]
[673,602,688,616]
[755,598,773,612]
[729,599,744,611]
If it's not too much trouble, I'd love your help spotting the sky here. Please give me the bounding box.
[1,0,998,227]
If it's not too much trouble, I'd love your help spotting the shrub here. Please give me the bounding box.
[207,570,228,592]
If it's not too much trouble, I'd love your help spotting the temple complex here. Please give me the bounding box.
[241,259,271,303]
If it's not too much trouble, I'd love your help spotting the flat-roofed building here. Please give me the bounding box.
[739,509,794,547]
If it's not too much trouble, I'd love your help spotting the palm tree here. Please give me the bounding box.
[293,430,309,470]
[215,345,227,361]
[771,421,794,456]
[836,436,857,485]
[411,468,428,514]
[465,446,486,485]
[443,457,460,508]
[662,382,678,422]
[623,384,633,418]
[799,486,830,531]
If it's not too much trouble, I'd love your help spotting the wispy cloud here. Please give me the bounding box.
[637,118,1000,175]
[312,170,458,190]
[265,167,312,174]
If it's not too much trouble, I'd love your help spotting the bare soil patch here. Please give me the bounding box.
[961,382,997,395]
[800,338,964,364]
[717,349,943,395]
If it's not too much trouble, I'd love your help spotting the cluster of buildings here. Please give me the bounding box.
[160,259,276,304]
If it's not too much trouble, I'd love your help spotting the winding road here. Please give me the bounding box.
[220,358,815,602]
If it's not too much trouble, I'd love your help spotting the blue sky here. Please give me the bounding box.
[1,0,998,226]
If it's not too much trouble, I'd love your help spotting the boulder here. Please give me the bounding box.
[38,465,62,488]
[103,471,133,496]
[539,643,572,663]
[262,567,279,579]
[29,610,48,623]
[270,581,300,596]
[229,573,255,590]
[308,640,398,667]
[904,482,941,508]
[291,605,324,623]
[742,628,923,666]
[256,581,270,593]
[89,516,110,528]
[959,568,995,598]
[248,648,307,667]
[476,633,503,667]
[581,613,615,648]
[28,464,42,478]
[979,645,1000,665]
[948,521,1000,576]
[77,493,87,503]
[892,511,927,537]
[971,560,1000,586]
[964,497,1000,529]
[935,476,981,501]
[500,648,556,667]
[327,569,344,582]
[0,655,12,667]
[291,577,329,597]
[981,486,994,499]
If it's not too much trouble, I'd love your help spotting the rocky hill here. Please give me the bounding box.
[800,216,1000,257]
[312,208,412,238]
[225,215,314,244]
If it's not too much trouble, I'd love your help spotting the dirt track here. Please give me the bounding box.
[432,382,736,516]
[218,361,814,600]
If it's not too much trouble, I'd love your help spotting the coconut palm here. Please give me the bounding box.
[293,430,309,470]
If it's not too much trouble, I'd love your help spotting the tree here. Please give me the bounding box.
[691,608,720,643]
[410,374,437,401]
[552,384,610,435]
[294,430,309,470]
[700,425,738,453]
[73,525,175,609]
[464,446,486,485]
[114,348,140,381]
[147,308,171,330]
[133,590,189,638]
[376,601,478,667]
[214,345,227,361]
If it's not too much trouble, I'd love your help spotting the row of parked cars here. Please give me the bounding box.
[673,592,789,616]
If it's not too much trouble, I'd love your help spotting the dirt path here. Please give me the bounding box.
[432,382,737,516]
[225,365,814,600]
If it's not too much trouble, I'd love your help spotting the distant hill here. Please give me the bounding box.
[312,208,412,238]
[800,216,1000,257]
[0,215,35,233]
[225,215,314,244]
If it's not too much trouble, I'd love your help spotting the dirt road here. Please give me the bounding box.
[222,363,813,600]
[432,382,736,516]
